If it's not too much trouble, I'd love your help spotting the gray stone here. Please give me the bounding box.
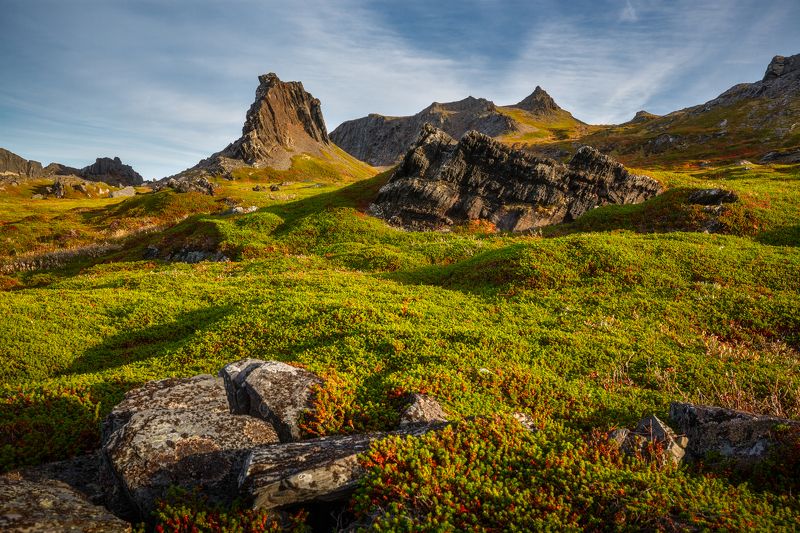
[101,375,230,444]
[102,408,280,518]
[669,402,800,462]
[687,188,738,205]
[240,424,442,510]
[399,393,448,426]
[614,415,687,465]
[81,157,144,186]
[370,124,662,231]
[241,361,323,442]
[0,475,130,532]
[218,358,267,414]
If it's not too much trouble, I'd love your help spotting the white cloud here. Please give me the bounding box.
[620,0,638,22]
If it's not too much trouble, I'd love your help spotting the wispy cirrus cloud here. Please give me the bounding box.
[0,0,798,177]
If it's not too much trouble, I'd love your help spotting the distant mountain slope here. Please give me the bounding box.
[330,87,589,167]
[580,54,800,164]
[329,96,516,167]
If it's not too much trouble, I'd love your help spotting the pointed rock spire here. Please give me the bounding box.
[512,86,562,115]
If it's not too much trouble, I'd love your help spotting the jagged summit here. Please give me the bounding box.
[170,73,333,180]
[763,54,800,81]
[512,86,562,115]
[81,157,144,186]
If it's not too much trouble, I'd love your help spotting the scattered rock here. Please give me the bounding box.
[162,176,216,196]
[687,188,738,205]
[31,193,43,200]
[0,475,130,532]
[760,148,800,164]
[737,160,753,166]
[669,402,800,463]
[52,179,67,199]
[270,184,280,191]
[110,186,136,198]
[72,182,88,194]
[511,412,539,432]
[225,205,258,215]
[399,393,448,426]
[240,424,443,510]
[611,415,687,465]
[253,185,266,191]
[166,248,229,263]
[370,124,662,231]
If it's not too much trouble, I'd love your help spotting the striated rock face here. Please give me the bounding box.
[330,96,517,167]
[240,424,442,510]
[0,148,43,178]
[81,157,144,186]
[369,125,662,231]
[0,475,131,532]
[168,73,333,183]
[511,86,561,115]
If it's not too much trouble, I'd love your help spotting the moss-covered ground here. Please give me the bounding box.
[1,153,799,530]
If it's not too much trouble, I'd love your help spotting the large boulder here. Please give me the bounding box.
[669,402,800,462]
[687,188,738,205]
[0,475,130,532]
[369,125,662,231]
[240,424,443,510]
[103,408,279,519]
[220,359,323,442]
[101,375,230,443]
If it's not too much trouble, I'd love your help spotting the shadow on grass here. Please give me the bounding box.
[64,305,236,376]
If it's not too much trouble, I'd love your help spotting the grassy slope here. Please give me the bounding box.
[495,107,596,146]
[1,154,799,528]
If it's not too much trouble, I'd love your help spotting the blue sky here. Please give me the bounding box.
[1,0,798,179]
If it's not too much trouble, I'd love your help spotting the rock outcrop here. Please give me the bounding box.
[331,96,517,167]
[0,147,145,189]
[80,157,144,186]
[369,124,662,231]
[96,359,451,522]
[0,147,44,178]
[610,415,688,465]
[165,73,335,185]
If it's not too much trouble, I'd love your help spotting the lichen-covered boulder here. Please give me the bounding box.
[0,475,131,532]
[669,402,799,462]
[399,393,448,426]
[103,408,280,518]
[101,375,230,443]
[221,359,323,442]
[240,424,442,510]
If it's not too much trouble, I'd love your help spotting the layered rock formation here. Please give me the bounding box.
[331,96,517,167]
[0,148,44,178]
[80,157,144,186]
[167,73,334,188]
[369,125,662,231]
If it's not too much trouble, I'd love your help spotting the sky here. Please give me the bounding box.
[1,0,799,179]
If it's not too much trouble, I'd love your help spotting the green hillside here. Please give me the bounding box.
[1,152,798,529]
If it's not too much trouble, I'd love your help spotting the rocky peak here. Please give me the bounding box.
[513,86,562,115]
[629,110,659,123]
[227,72,330,165]
[763,53,800,81]
[427,96,496,114]
[0,147,44,178]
